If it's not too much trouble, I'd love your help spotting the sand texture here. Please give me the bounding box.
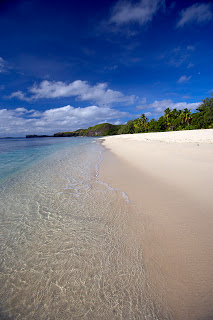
[99,129,213,320]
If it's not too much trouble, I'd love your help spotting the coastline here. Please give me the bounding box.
[98,129,213,319]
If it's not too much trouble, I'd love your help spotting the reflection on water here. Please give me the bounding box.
[0,139,170,319]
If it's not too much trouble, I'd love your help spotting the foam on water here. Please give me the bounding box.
[0,138,171,319]
[95,150,131,203]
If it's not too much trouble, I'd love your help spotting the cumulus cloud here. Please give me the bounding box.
[9,80,136,106]
[177,3,213,28]
[10,91,32,102]
[0,105,129,136]
[109,0,165,25]
[137,99,201,114]
[177,75,192,83]
[144,112,152,117]
[14,107,29,113]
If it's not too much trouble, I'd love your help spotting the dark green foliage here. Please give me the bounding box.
[26,135,51,138]
[53,129,86,137]
[54,123,122,137]
[155,116,167,132]
[84,123,122,136]
[192,94,213,129]
[132,118,142,133]
[117,121,135,134]
[147,119,161,132]
[140,114,148,132]
[121,94,213,134]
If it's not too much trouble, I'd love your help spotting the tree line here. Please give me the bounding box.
[118,94,213,134]
[27,94,213,138]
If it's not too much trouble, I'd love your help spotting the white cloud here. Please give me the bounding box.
[109,0,164,25]
[0,57,7,73]
[113,120,123,125]
[187,45,195,51]
[164,47,190,67]
[137,99,201,114]
[0,105,129,136]
[177,3,213,28]
[136,97,147,109]
[15,107,30,113]
[139,97,147,104]
[187,62,194,68]
[144,112,152,117]
[10,91,32,102]
[177,75,192,83]
[10,80,136,106]
[182,95,191,99]
[104,65,118,71]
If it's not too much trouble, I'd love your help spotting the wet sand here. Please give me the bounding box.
[98,129,213,320]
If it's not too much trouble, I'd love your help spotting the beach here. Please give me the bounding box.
[99,129,213,320]
[0,133,213,319]
[0,137,168,320]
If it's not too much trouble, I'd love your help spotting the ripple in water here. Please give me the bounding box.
[0,139,171,319]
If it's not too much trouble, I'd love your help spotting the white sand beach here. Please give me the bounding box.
[99,129,213,320]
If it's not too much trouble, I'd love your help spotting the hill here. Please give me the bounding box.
[53,123,122,137]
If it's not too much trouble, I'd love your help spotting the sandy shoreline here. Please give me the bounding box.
[98,129,213,319]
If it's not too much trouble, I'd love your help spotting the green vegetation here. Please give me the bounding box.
[26,94,213,138]
[117,94,213,135]
[53,123,122,137]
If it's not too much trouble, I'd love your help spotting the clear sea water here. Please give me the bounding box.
[0,137,170,319]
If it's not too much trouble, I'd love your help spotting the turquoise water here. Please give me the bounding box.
[0,137,170,319]
[0,137,93,183]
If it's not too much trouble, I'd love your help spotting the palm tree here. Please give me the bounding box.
[140,114,148,132]
[133,118,142,132]
[164,108,172,130]
[180,110,186,125]
[170,108,180,130]
[183,108,192,126]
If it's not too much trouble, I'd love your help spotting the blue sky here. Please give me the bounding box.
[0,0,213,136]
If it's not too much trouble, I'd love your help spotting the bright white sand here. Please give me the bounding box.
[100,129,213,208]
[107,128,213,144]
[99,129,213,319]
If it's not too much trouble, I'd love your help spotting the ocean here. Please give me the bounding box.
[0,137,169,319]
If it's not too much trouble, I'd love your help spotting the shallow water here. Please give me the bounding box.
[0,137,170,319]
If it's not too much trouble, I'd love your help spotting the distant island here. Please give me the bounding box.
[26,94,213,138]
[26,123,122,138]
[26,134,52,138]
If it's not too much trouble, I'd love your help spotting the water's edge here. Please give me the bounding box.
[0,138,171,319]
